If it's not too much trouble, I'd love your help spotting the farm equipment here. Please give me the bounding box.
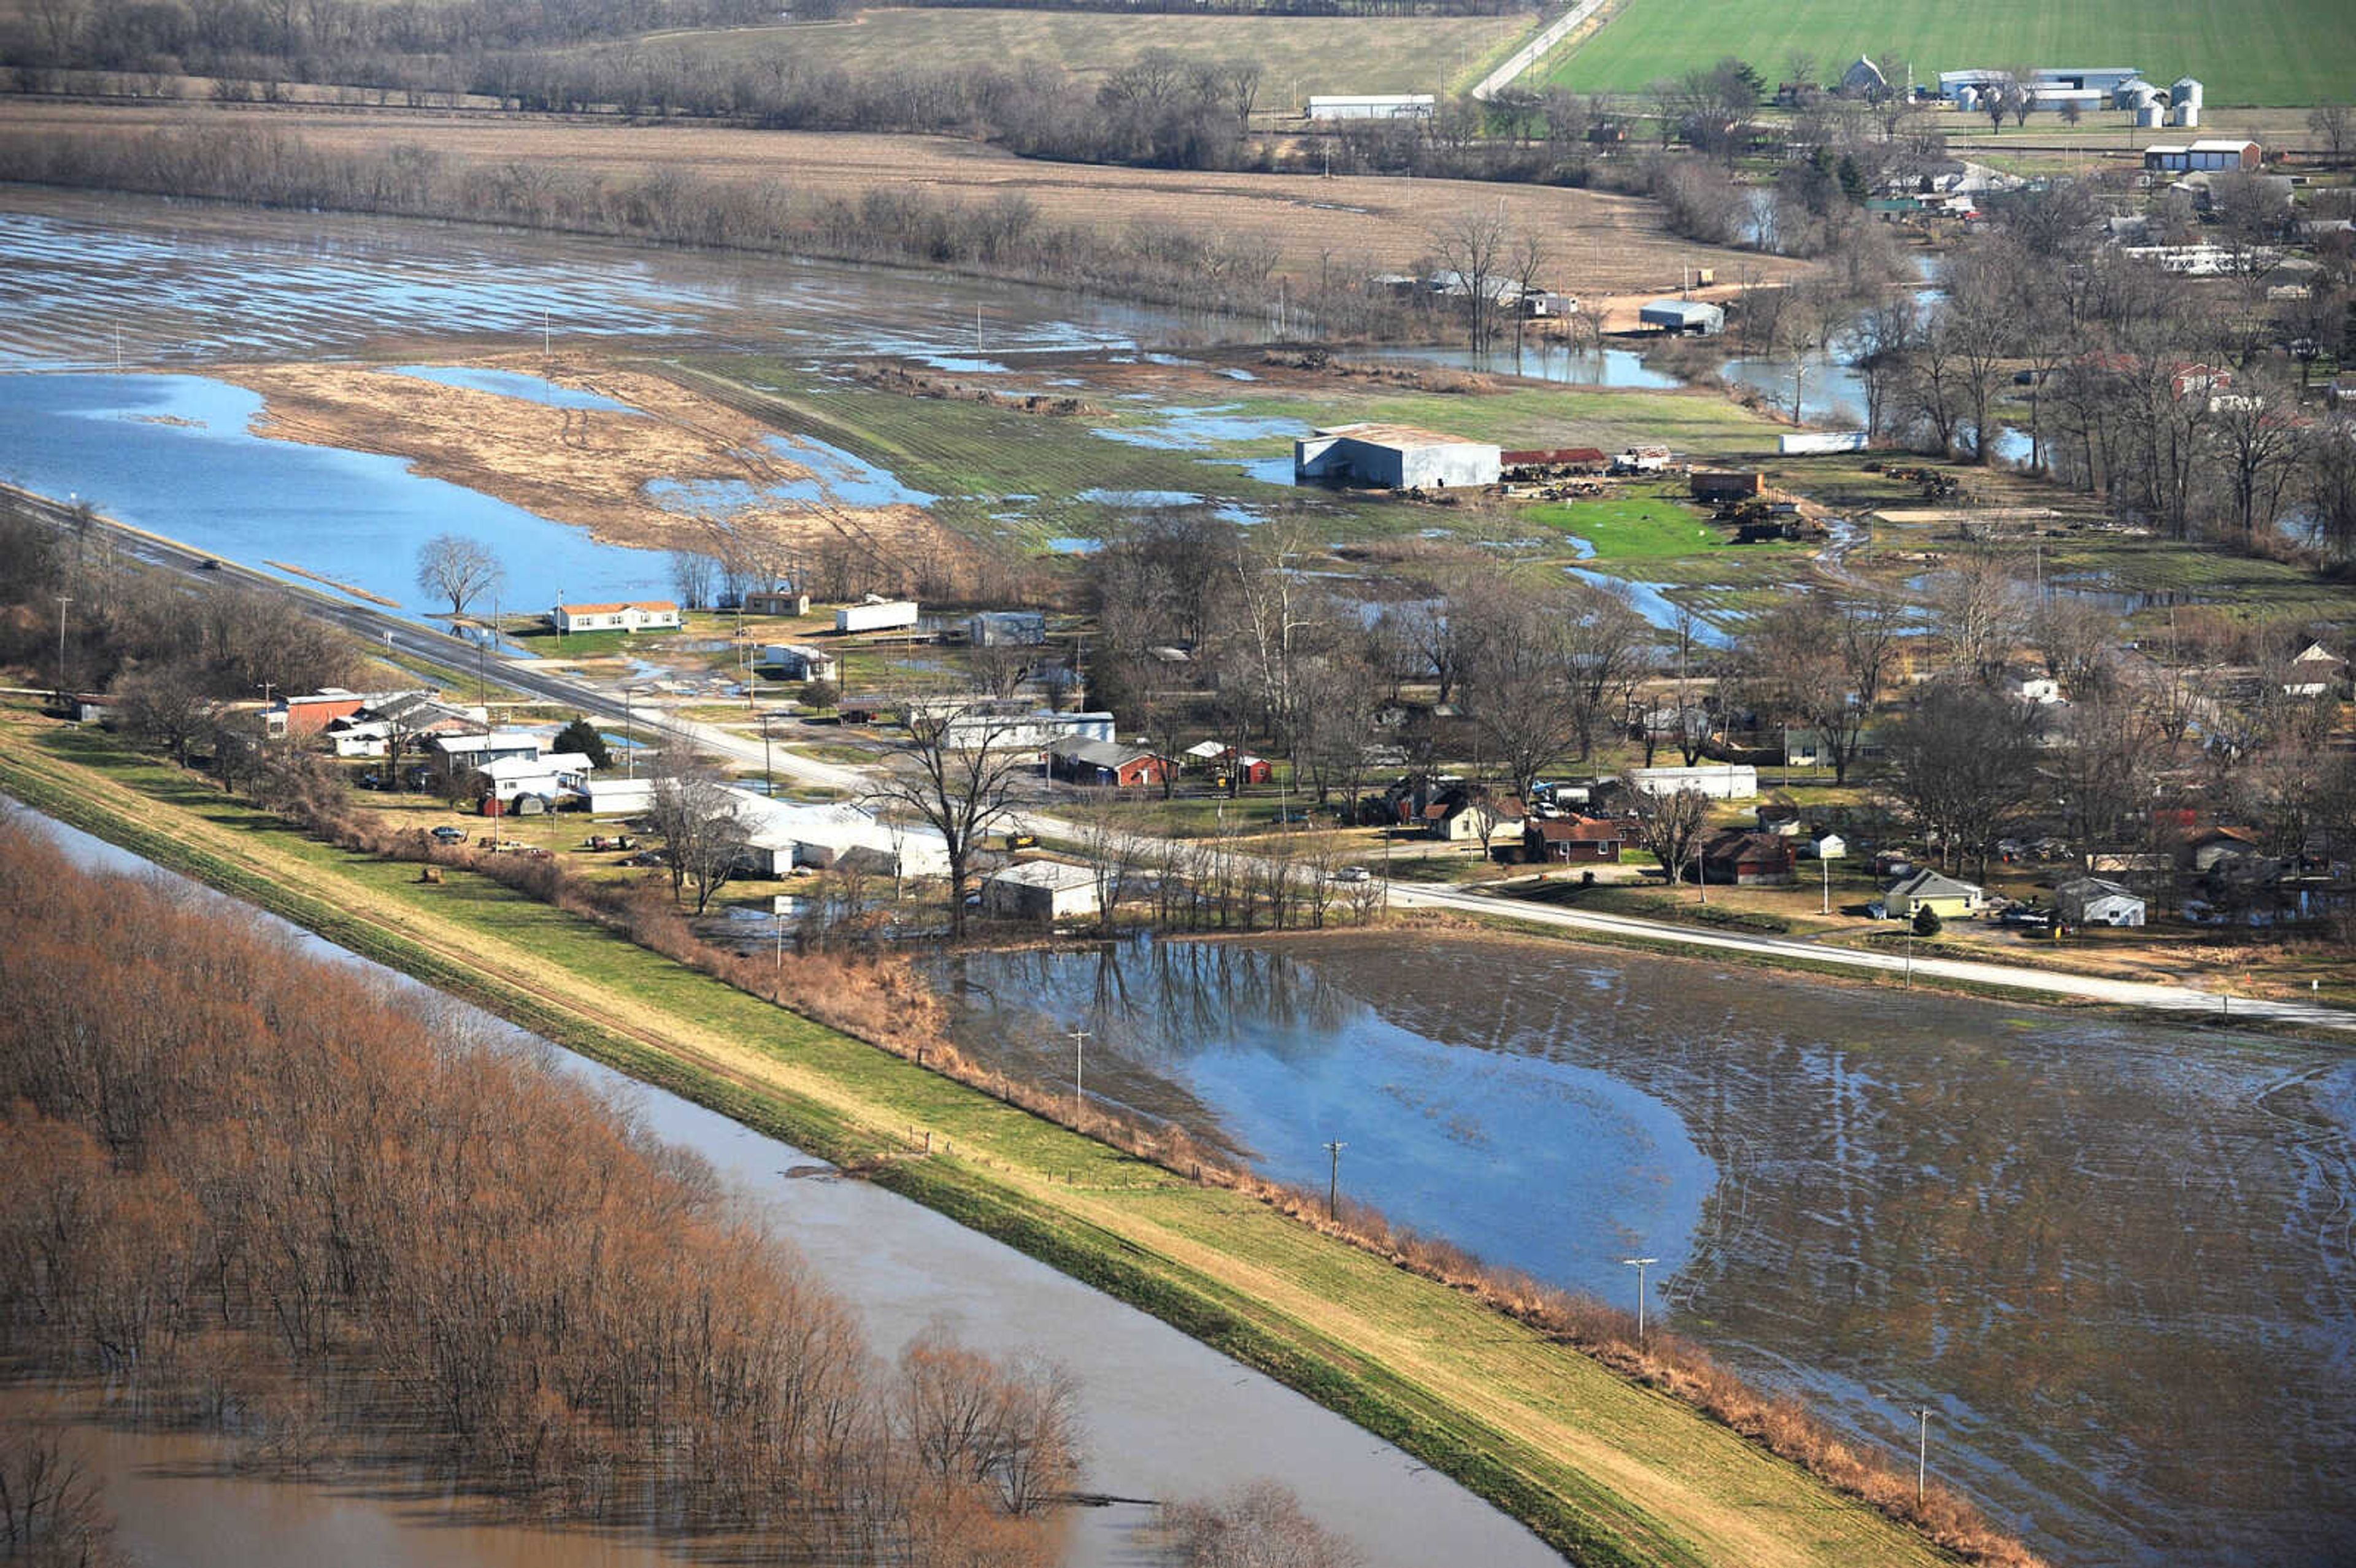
[583,834,639,851]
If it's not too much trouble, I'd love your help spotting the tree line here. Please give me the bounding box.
[0,820,1080,1561]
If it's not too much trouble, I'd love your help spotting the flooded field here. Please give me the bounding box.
[15,809,1556,1568]
[933,933,2356,1568]
[0,190,1186,372]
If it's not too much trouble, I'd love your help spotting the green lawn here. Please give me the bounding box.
[1542,0,2349,107]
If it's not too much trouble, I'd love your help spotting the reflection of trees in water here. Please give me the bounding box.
[1298,934,2356,1568]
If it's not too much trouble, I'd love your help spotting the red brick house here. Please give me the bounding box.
[1525,815,1624,863]
[1048,736,1171,788]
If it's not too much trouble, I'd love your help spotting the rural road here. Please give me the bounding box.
[23,486,2356,1039]
[1388,879,2356,1034]
[1471,0,1611,101]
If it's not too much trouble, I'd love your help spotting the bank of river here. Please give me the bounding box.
[932,932,2356,1568]
[12,807,1557,1568]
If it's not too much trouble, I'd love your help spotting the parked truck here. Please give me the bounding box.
[834,598,920,634]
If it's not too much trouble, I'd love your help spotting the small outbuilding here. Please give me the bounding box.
[1838,56,1887,98]
[1701,829,1796,886]
[2055,876,2146,927]
[982,860,1101,924]
[760,644,839,682]
[968,610,1048,647]
[1047,736,1171,789]
[742,588,811,617]
[1639,299,1725,337]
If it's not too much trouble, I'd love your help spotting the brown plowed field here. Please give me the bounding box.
[0,99,1804,294]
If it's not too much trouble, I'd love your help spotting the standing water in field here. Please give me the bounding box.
[933,932,2356,1568]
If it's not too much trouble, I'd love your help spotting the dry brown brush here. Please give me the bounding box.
[0,821,1071,1562]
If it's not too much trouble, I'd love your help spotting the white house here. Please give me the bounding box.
[722,790,951,880]
[585,778,655,816]
[760,644,839,682]
[2011,673,2066,705]
[982,860,1101,923]
[431,731,542,774]
[2282,642,2346,697]
[480,751,595,804]
[2055,876,2147,927]
[1628,764,1758,801]
[551,601,682,634]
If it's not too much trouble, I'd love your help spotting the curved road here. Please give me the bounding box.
[24,485,2354,1039]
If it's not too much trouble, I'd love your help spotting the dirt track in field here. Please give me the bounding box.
[0,99,1804,294]
[217,353,972,568]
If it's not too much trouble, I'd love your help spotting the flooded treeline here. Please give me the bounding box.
[0,123,1405,335]
[0,823,1079,1566]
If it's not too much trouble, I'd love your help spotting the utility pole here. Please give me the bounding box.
[1068,1026,1091,1123]
[1622,1256,1659,1342]
[758,709,777,797]
[623,685,641,779]
[1822,852,1832,916]
[1323,1139,1347,1221]
[1912,1406,1932,1504]
[53,595,72,709]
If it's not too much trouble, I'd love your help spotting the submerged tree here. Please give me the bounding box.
[414,533,505,620]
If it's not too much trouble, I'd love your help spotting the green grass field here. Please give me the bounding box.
[1542,0,2349,107]
[608,9,1530,98]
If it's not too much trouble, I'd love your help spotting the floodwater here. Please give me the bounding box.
[932,932,2356,1568]
[10,807,1558,1568]
[0,190,1187,371]
[1352,342,1684,390]
[0,371,666,612]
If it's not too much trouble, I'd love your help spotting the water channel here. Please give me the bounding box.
[9,806,1557,1568]
[931,934,2356,1568]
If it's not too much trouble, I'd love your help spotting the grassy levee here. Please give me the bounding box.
[0,720,1960,1568]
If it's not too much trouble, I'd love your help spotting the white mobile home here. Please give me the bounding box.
[1628,764,1758,801]
[550,601,681,634]
[836,598,920,634]
[1307,94,1435,121]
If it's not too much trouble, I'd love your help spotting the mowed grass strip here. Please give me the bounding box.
[0,720,1955,1568]
[1544,0,2347,107]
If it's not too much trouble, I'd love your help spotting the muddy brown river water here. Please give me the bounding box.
[934,934,2356,1568]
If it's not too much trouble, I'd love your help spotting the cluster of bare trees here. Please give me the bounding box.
[0,824,1077,1560]
[0,0,768,82]
[0,494,363,791]
[1852,185,2356,561]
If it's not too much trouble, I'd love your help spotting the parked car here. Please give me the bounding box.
[1334,866,1372,883]
[429,824,468,844]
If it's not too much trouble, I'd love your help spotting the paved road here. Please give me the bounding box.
[1388,878,2356,1034]
[25,485,2354,1038]
[12,485,870,794]
[1470,0,1610,100]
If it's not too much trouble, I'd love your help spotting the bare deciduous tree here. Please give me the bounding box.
[414,533,505,620]
[869,705,1032,940]
[1622,778,1711,885]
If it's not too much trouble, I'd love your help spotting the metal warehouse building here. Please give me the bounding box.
[1294,423,1501,489]
[1306,94,1436,121]
[1639,298,1725,336]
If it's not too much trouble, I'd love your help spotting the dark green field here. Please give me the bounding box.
[1544,0,2345,107]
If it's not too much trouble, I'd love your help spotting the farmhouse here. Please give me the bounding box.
[1294,423,1503,490]
[268,688,368,737]
[550,601,680,634]
[2056,877,2147,927]
[1424,790,1523,844]
[480,751,595,807]
[2143,140,2262,174]
[1306,94,1434,121]
[1882,869,1985,921]
[2282,642,2347,697]
[982,860,1100,924]
[724,791,951,879]
[1638,299,1724,337]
